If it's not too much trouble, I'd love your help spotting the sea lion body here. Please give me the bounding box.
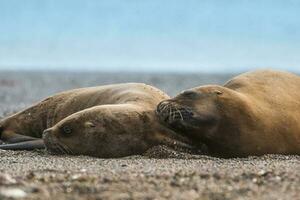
[157,70,300,157]
[0,83,190,157]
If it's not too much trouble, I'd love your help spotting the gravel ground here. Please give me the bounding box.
[0,71,299,200]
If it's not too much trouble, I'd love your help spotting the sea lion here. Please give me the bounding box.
[156,70,300,157]
[0,83,192,157]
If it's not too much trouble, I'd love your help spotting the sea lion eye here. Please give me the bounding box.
[62,126,72,134]
[181,90,198,98]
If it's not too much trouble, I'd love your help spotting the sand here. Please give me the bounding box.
[0,71,299,200]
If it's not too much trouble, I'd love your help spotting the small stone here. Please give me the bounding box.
[71,174,81,180]
[80,168,87,173]
[258,170,266,176]
[0,188,27,199]
[275,176,282,181]
[0,174,17,185]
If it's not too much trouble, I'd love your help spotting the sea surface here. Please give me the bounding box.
[0,71,235,116]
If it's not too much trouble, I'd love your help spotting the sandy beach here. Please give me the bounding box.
[0,71,299,200]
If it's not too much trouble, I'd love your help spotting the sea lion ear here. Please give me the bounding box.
[84,121,96,128]
[214,90,223,95]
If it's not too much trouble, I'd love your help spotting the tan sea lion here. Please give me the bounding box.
[0,83,192,157]
[156,70,300,157]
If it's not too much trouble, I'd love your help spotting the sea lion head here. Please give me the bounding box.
[43,106,151,158]
[156,85,223,140]
[156,85,250,156]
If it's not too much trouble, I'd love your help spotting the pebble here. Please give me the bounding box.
[0,188,27,199]
[0,174,17,185]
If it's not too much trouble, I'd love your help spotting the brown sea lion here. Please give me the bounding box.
[156,70,300,157]
[0,83,192,157]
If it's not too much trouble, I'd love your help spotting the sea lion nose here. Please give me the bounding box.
[42,129,52,138]
[156,100,171,120]
[156,100,170,114]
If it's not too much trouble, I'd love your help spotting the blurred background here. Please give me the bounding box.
[1,0,300,73]
[0,0,300,113]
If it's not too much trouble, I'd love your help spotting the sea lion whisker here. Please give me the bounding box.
[51,138,64,154]
[171,107,176,120]
[56,142,72,154]
[172,104,179,120]
[62,143,74,154]
[48,136,65,154]
[168,106,172,120]
[56,144,66,154]
[159,103,169,113]
[171,108,177,120]
[174,107,184,121]
[55,142,66,154]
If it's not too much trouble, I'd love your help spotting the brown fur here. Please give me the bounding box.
[0,83,191,157]
[156,70,300,157]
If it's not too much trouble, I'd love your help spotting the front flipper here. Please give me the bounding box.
[1,130,41,144]
[5,134,41,144]
[0,139,45,150]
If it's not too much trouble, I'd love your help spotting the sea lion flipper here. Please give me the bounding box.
[1,130,40,144]
[5,135,40,144]
[0,139,45,150]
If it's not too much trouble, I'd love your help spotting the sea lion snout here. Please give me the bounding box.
[42,128,52,138]
[42,128,71,155]
[156,100,170,121]
[42,128,54,147]
[156,100,194,124]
